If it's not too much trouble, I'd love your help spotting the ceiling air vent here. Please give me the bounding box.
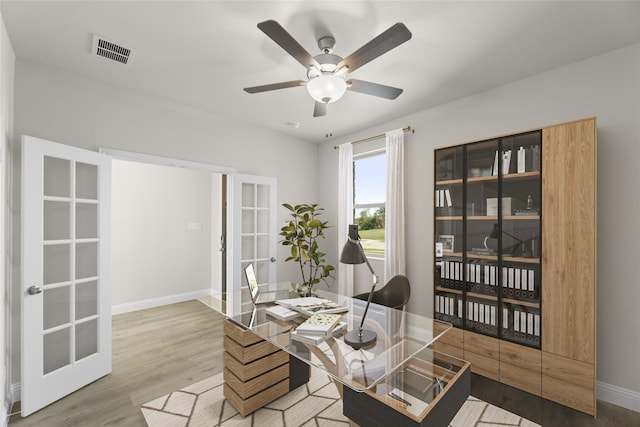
[92,35,134,65]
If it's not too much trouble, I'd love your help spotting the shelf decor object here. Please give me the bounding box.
[433,118,597,416]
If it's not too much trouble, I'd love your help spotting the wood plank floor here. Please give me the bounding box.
[9,300,224,427]
[9,299,639,427]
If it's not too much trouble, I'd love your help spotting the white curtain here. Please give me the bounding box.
[338,142,354,296]
[384,129,406,282]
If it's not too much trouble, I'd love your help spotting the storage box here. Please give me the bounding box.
[486,197,521,216]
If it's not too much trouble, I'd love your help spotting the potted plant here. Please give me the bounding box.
[280,203,335,296]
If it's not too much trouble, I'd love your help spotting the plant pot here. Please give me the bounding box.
[293,283,314,297]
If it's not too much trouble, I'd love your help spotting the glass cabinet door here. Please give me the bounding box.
[434,146,464,327]
[465,139,500,337]
[499,131,542,348]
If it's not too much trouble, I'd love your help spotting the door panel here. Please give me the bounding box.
[21,135,111,416]
[227,174,277,316]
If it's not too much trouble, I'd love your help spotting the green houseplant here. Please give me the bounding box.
[280,203,335,296]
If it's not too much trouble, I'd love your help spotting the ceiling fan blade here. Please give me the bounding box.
[347,79,403,99]
[244,80,306,94]
[337,23,412,73]
[257,20,320,69]
[313,102,327,117]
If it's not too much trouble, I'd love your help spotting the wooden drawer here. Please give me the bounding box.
[223,365,288,399]
[432,341,464,359]
[224,335,280,363]
[542,351,594,389]
[224,379,289,417]
[223,350,288,382]
[435,324,463,349]
[542,374,595,416]
[463,331,499,360]
[500,340,541,372]
[463,350,499,381]
[224,319,264,346]
[500,362,541,396]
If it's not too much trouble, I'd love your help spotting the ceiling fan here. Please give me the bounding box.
[243,20,412,117]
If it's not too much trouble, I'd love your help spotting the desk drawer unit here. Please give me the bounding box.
[344,350,470,427]
[223,319,309,416]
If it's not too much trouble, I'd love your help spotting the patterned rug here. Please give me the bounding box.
[141,370,540,427]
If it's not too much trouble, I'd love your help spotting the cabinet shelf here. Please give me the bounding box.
[466,253,497,261]
[467,176,497,183]
[436,286,462,295]
[503,298,540,308]
[466,291,497,302]
[503,171,540,181]
[435,216,463,221]
[503,215,539,220]
[435,178,463,186]
[467,216,498,221]
[503,256,539,264]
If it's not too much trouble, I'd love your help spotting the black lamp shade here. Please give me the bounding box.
[340,240,365,264]
[340,224,366,264]
[489,223,500,239]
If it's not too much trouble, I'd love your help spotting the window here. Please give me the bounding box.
[353,149,385,256]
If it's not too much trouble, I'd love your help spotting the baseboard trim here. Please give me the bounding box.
[2,404,7,427]
[9,383,19,409]
[111,289,214,315]
[598,380,640,413]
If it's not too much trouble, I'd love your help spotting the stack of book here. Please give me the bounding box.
[290,313,346,345]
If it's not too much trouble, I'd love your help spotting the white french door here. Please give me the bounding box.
[21,136,111,416]
[227,174,277,315]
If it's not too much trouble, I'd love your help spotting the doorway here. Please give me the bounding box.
[102,148,235,314]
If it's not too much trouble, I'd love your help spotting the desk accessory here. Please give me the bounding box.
[295,313,342,335]
[339,224,378,349]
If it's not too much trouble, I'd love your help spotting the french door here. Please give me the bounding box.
[21,136,111,416]
[227,174,277,315]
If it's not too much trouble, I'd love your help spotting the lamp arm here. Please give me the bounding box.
[502,230,523,244]
[355,241,379,334]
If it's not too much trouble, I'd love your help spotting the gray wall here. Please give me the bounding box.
[318,42,640,408]
[111,160,215,309]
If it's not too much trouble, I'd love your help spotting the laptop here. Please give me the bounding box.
[245,264,289,304]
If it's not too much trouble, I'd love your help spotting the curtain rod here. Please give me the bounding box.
[333,126,414,150]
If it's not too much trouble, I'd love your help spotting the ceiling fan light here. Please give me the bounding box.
[307,75,347,104]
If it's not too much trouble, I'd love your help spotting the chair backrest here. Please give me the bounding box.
[354,274,411,310]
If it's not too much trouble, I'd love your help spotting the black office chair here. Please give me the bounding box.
[353,274,411,310]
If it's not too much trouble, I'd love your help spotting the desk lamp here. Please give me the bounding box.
[485,223,530,257]
[340,224,378,349]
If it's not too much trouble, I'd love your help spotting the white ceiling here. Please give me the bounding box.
[3,1,640,143]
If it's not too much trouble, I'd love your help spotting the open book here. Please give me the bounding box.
[276,296,348,316]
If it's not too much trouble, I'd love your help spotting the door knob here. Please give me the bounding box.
[27,286,43,295]
[270,257,276,262]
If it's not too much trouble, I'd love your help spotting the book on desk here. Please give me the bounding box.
[275,296,348,316]
[291,321,347,345]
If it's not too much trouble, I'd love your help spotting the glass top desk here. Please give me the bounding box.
[225,286,453,393]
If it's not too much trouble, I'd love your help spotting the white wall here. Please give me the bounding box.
[0,8,14,423]
[319,43,640,410]
[111,160,215,312]
[11,59,320,385]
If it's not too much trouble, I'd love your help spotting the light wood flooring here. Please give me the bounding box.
[9,299,640,427]
[9,300,224,426]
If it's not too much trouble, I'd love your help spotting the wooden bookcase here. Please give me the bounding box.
[433,117,597,415]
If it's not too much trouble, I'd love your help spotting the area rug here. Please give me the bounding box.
[141,370,540,427]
